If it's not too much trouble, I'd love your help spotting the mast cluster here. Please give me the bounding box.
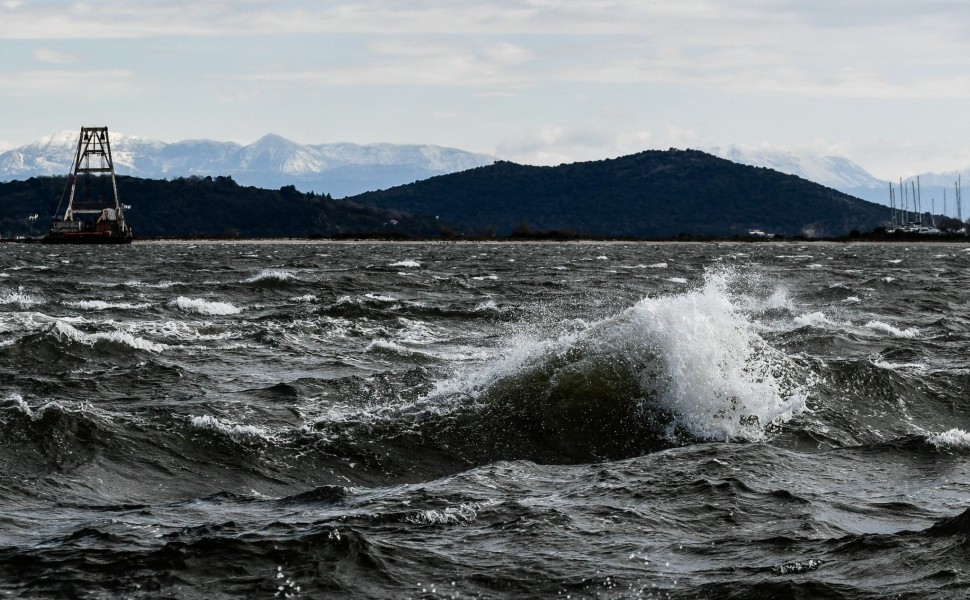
[887,174,966,235]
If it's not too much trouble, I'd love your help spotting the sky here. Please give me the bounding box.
[3,0,970,179]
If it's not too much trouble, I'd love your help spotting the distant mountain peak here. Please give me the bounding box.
[0,132,496,198]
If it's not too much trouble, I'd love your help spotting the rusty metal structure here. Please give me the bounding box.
[45,126,132,244]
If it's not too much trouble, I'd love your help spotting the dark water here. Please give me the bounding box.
[1,241,969,599]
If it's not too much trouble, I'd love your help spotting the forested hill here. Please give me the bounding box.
[0,175,441,239]
[346,149,893,238]
[1,150,898,239]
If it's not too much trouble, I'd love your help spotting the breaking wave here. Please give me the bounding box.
[244,269,299,285]
[926,428,970,452]
[190,415,270,441]
[172,296,241,316]
[389,260,421,268]
[66,300,153,311]
[865,320,920,339]
[50,320,167,353]
[428,269,808,457]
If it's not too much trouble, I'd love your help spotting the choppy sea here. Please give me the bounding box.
[1,241,969,599]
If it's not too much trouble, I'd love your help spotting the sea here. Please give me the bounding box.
[1,240,968,599]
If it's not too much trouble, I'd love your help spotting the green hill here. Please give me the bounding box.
[346,149,894,238]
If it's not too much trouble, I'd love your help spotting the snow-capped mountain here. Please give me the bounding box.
[709,145,970,217]
[709,145,886,191]
[0,132,496,198]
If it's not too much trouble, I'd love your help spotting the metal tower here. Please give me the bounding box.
[48,127,131,243]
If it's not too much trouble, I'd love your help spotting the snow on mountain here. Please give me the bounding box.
[0,132,496,198]
[709,145,886,191]
[709,145,970,217]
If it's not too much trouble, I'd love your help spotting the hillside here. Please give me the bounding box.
[0,176,442,239]
[347,149,895,238]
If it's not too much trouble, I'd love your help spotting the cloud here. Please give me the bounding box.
[33,48,75,64]
[0,69,134,92]
[496,125,701,165]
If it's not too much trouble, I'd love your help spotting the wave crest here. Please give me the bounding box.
[429,269,808,458]
[172,296,241,316]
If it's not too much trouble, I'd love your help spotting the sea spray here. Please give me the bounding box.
[427,268,808,447]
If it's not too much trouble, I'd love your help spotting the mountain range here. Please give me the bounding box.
[710,145,969,217]
[2,132,968,219]
[0,149,902,240]
[0,131,495,198]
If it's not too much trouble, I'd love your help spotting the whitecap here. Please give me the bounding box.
[429,268,808,443]
[389,260,421,268]
[50,320,167,352]
[406,500,494,525]
[364,293,398,303]
[66,300,152,311]
[291,294,318,303]
[0,287,42,308]
[793,311,837,329]
[172,296,241,316]
[245,269,297,283]
[865,320,919,339]
[190,415,269,441]
[927,428,970,451]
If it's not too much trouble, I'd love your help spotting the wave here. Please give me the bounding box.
[50,320,167,353]
[0,287,43,308]
[244,269,299,286]
[65,300,153,311]
[190,415,270,441]
[389,260,421,268]
[425,269,809,459]
[925,428,970,452]
[865,320,920,339]
[172,296,241,316]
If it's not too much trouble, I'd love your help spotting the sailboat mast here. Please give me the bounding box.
[888,182,896,229]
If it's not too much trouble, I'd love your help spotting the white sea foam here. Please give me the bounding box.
[2,393,32,417]
[365,339,413,355]
[431,269,807,443]
[473,300,500,313]
[50,319,167,352]
[871,358,926,371]
[844,296,861,303]
[406,500,495,525]
[793,311,838,329]
[927,428,970,451]
[472,275,498,280]
[67,300,152,311]
[126,280,183,289]
[389,260,421,268]
[668,277,688,284]
[172,296,241,315]
[0,287,42,308]
[291,294,318,303]
[245,269,297,283]
[190,415,269,440]
[865,320,919,339]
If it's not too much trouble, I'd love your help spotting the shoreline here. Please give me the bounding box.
[4,232,969,245]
